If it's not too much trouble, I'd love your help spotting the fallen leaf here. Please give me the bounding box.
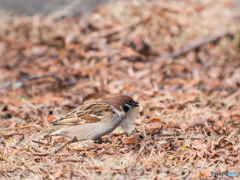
[146,117,163,123]
[195,169,212,178]
[123,137,137,145]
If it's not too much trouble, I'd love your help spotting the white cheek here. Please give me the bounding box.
[120,106,141,133]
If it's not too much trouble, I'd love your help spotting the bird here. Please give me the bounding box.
[25,95,142,154]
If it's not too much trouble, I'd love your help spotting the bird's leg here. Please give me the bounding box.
[29,138,51,154]
[31,139,45,145]
[53,137,78,154]
[94,137,103,144]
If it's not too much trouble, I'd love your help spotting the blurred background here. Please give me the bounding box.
[1,0,239,17]
[0,0,240,179]
[0,0,108,16]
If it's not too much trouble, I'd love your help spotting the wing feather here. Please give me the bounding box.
[51,102,113,125]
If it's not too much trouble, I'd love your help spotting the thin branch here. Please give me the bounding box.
[224,90,240,104]
[29,138,51,154]
[151,32,228,64]
[0,75,61,90]
[159,135,201,140]
[1,132,24,137]
[46,0,83,21]
[0,124,42,131]
[108,55,128,73]
[53,137,78,154]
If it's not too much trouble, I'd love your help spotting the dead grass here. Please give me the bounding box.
[0,0,240,179]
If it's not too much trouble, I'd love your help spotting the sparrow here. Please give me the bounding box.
[28,95,142,153]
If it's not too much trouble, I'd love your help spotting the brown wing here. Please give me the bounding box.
[51,102,113,125]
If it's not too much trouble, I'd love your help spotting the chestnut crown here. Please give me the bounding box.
[106,95,139,112]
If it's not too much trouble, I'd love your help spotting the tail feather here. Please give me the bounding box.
[19,125,62,145]
[19,130,48,145]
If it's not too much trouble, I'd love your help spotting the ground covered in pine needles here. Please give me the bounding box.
[0,0,240,179]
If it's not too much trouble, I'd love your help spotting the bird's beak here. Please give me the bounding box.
[133,101,143,112]
[133,101,139,107]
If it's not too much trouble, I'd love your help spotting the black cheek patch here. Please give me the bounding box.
[123,105,130,113]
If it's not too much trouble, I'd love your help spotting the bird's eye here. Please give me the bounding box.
[122,104,131,113]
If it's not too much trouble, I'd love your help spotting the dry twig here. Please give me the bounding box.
[46,0,83,21]
[0,75,61,90]
[151,32,229,64]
